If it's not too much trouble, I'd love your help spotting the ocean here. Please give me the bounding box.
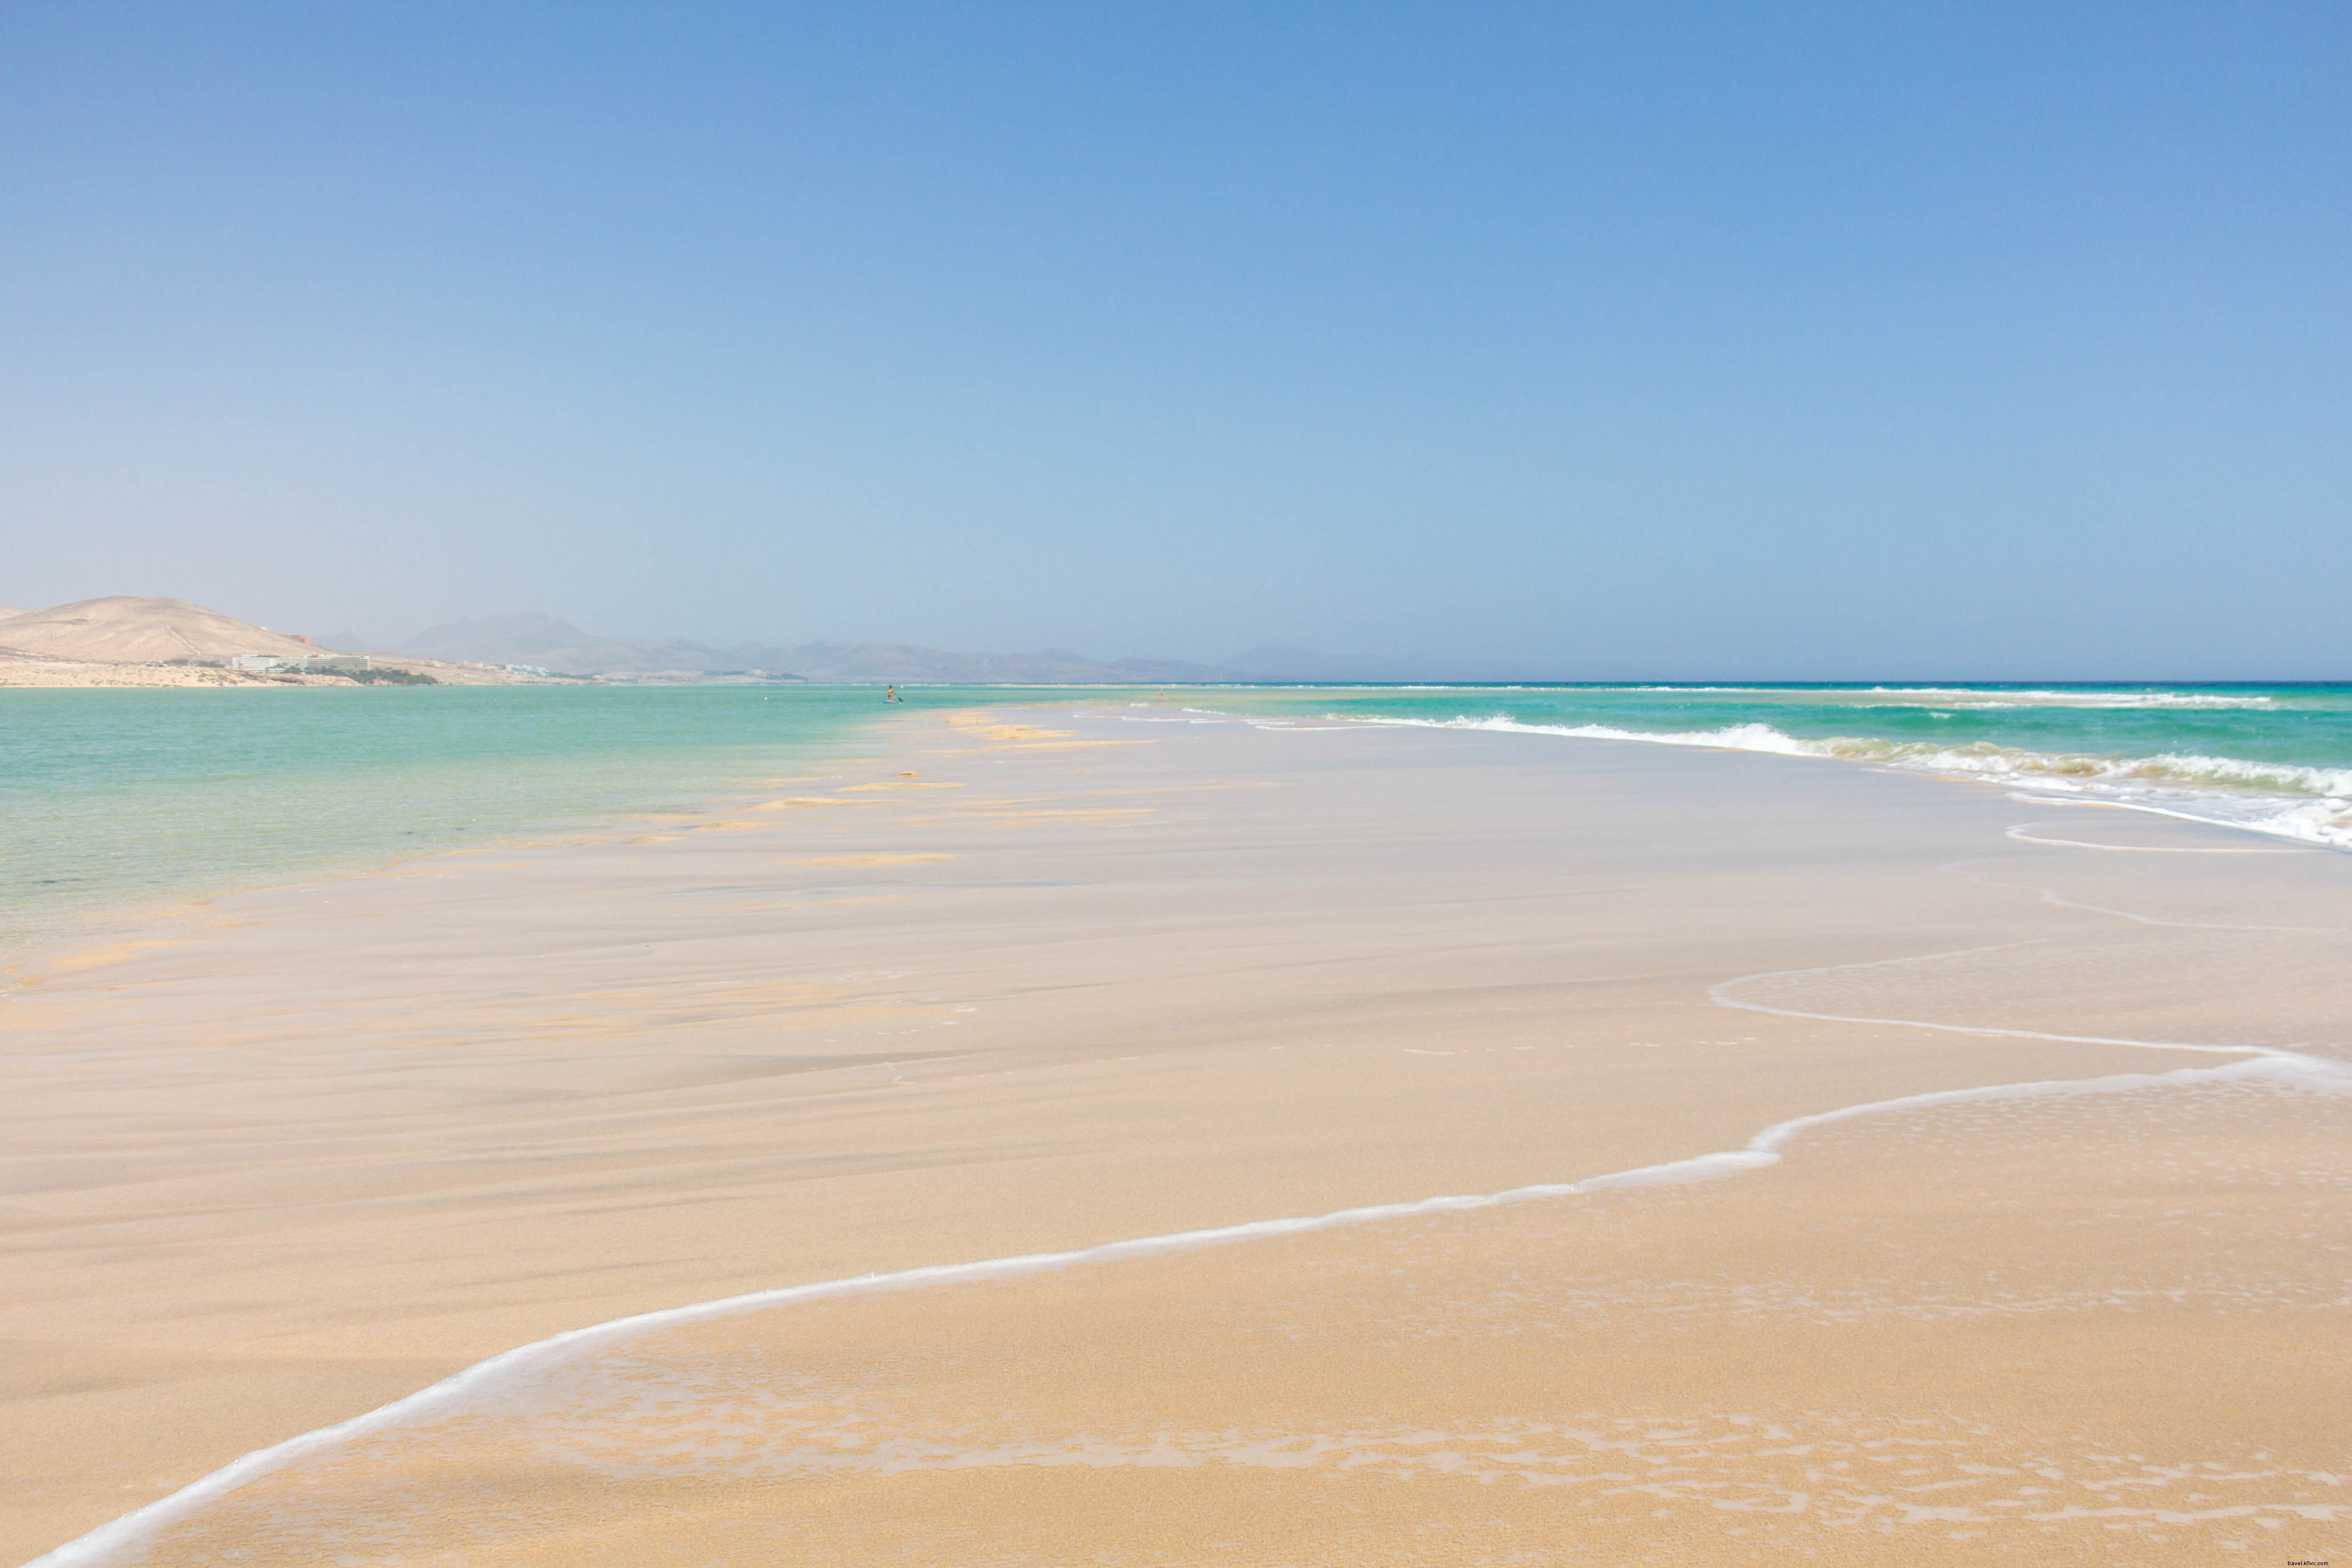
[1113,682,2352,849]
[6,680,2347,975]
[13,677,2352,1568]
[0,684,929,971]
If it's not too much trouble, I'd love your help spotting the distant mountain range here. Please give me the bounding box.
[328,613,1554,683]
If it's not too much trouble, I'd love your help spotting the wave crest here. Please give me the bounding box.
[1356,715,2352,849]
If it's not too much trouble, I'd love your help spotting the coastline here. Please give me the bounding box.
[0,685,893,979]
[0,652,545,688]
[1184,684,2352,852]
[7,707,2348,1563]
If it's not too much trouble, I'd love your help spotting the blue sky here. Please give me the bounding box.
[3,3,2345,675]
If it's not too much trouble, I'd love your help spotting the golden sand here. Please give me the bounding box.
[4,707,2347,1565]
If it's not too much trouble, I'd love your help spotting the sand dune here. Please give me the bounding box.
[0,597,556,686]
[0,597,322,664]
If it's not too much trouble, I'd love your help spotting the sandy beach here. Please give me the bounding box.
[0,598,537,687]
[5,706,2347,1565]
[0,653,541,688]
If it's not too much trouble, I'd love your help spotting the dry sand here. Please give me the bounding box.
[0,598,329,665]
[0,596,535,686]
[3,707,2347,1565]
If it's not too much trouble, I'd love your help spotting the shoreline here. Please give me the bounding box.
[0,685,902,982]
[39,1037,2340,1568]
[5,683,2343,980]
[0,653,545,688]
[6,706,2349,1563]
[1247,704,2352,852]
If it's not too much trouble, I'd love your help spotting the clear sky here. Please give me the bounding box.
[3,3,2345,676]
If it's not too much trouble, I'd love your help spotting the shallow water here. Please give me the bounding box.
[0,684,960,968]
[10,680,2349,972]
[15,695,2352,1568]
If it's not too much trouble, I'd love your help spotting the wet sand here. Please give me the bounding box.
[5,707,2348,1565]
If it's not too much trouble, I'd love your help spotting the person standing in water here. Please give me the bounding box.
[884,685,901,702]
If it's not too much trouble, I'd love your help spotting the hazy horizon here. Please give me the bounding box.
[309,606,2352,685]
[17,595,2350,684]
[5,5,2347,679]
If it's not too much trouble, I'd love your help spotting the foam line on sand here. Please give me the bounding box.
[31,975,2352,1568]
[2002,822,2301,854]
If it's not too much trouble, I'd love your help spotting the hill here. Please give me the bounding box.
[771,641,1216,683]
[392,615,1232,682]
[0,597,323,664]
[387,613,786,676]
[1,598,1576,686]
[390,614,1560,683]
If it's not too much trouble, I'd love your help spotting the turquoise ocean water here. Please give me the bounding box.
[5,682,2348,974]
[0,685,955,971]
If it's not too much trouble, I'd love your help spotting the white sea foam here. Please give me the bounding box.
[1350,715,2352,850]
[1614,687,2281,710]
[2002,823,2301,855]
[1358,714,1818,754]
[1877,689,2280,710]
[31,949,2352,1567]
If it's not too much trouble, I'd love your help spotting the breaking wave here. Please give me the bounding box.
[1354,716,2352,850]
[1617,687,2280,709]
